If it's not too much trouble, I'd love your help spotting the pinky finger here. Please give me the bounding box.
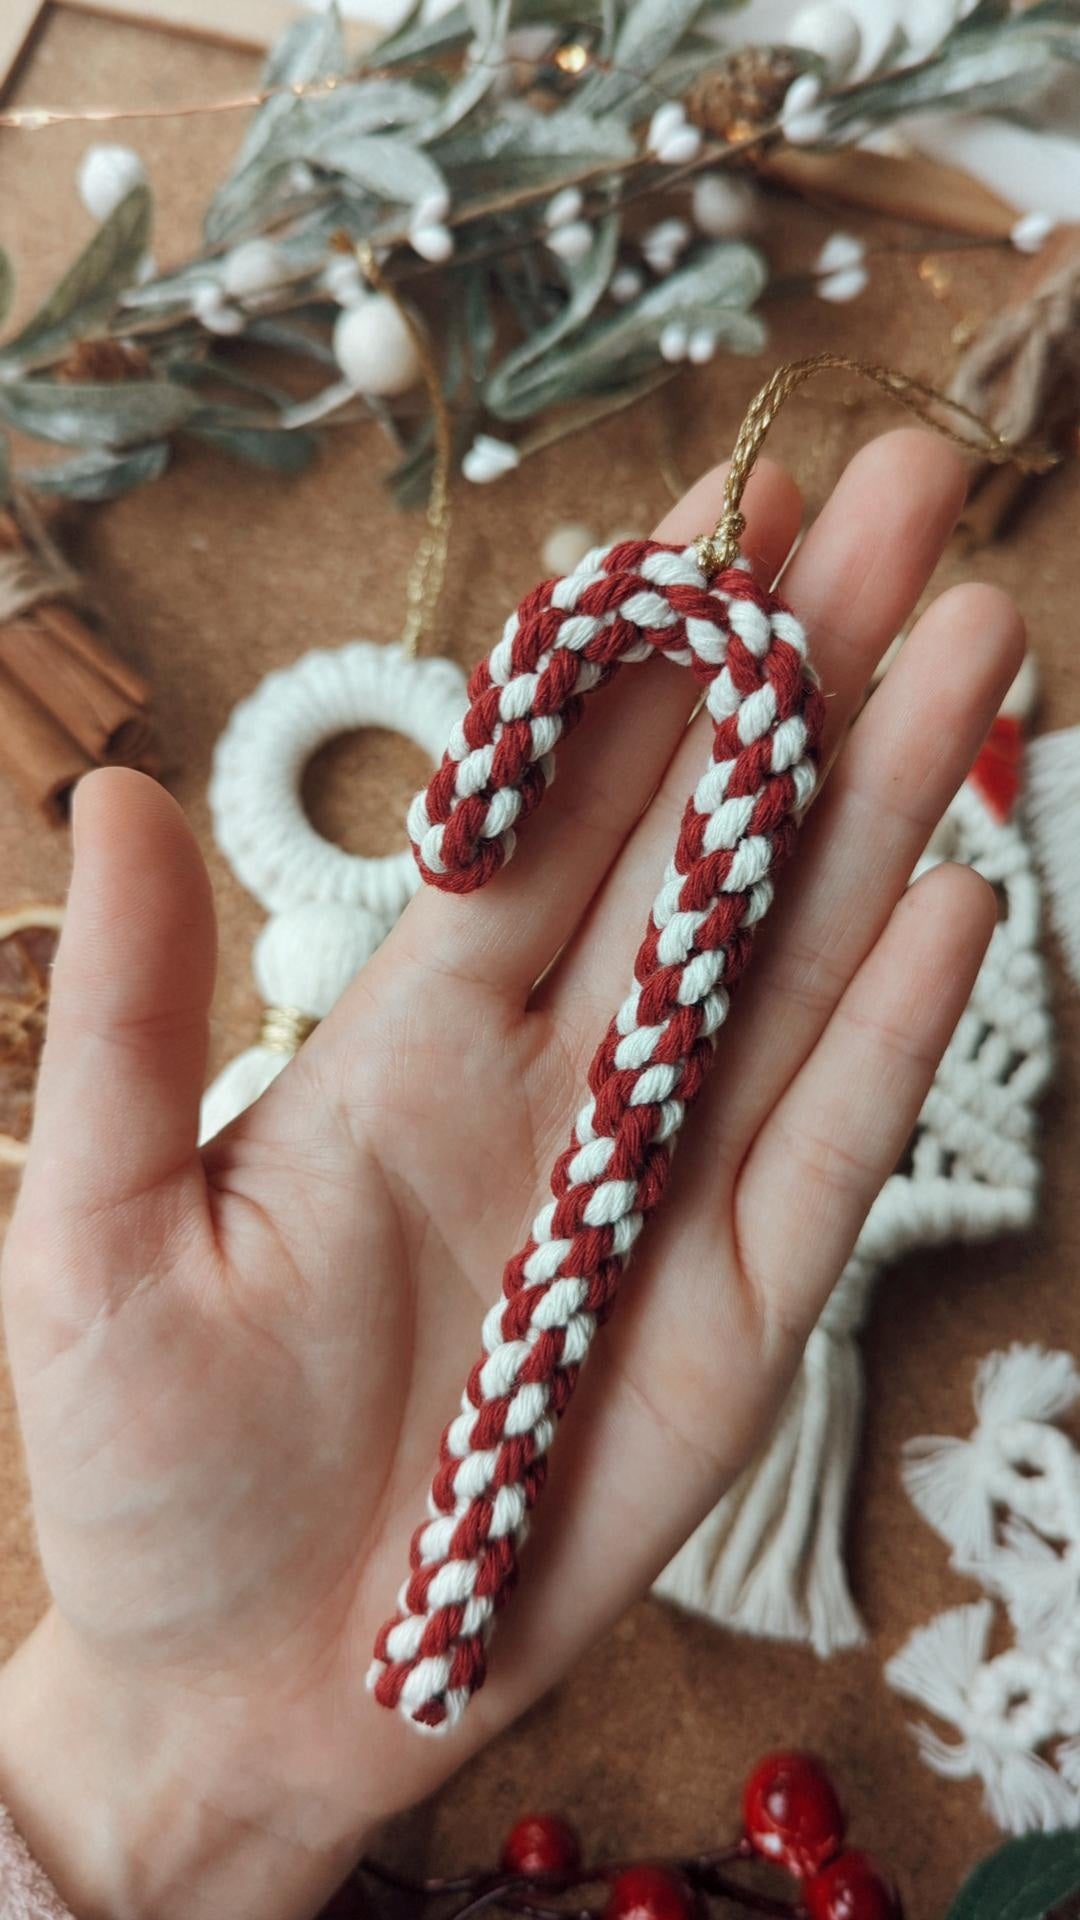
[735,861,997,1358]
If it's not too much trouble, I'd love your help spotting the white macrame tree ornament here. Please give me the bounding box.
[654,672,1054,1652]
[886,1344,1080,1834]
[200,641,468,1144]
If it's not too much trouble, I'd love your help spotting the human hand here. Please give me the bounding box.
[0,430,1021,1920]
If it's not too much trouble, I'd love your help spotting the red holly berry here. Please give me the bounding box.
[604,1864,695,1920]
[805,1849,901,1920]
[742,1751,845,1878]
[500,1813,582,1880]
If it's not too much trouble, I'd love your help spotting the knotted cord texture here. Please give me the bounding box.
[372,538,825,1731]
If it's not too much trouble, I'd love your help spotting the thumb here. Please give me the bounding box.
[24,769,217,1225]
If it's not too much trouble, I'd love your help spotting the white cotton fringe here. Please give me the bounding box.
[887,1346,1080,1834]
[1027,725,1080,990]
[654,1263,870,1652]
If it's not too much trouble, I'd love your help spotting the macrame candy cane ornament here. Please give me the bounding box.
[368,355,1052,1734]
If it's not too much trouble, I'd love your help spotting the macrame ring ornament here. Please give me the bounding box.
[208,639,469,919]
[199,639,468,1144]
[367,354,1049,1736]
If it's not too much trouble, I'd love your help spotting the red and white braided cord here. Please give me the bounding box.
[368,539,825,1731]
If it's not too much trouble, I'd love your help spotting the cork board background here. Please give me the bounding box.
[1,8,1079,1915]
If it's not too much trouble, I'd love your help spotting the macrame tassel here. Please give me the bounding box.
[199,900,385,1143]
[655,1258,871,1653]
[886,1602,1080,1833]
[1027,724,1080,990]
[368,539,824,1732]
[903,1344,1080,1569]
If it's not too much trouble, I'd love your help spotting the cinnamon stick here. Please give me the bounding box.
[756,147,1018,239]
[0,661,96,824]
[0,490,156,821]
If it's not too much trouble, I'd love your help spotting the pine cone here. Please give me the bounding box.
[686,46,801,141]
[56,339,152,383]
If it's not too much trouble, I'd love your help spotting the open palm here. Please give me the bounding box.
[0,430,1021,1920]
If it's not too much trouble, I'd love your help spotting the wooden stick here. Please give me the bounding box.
[757,147,1018,239]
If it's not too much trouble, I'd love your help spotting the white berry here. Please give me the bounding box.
[332,294,422,396]
[692,173,755,238]
[410,223,454,262]
[789,3,862,78]
[545,186,585,229]
[77,143,147,222]
[222,238,286,300]
[548,220,594,264]
[462,435,520,484]
[1011,211,1055,254]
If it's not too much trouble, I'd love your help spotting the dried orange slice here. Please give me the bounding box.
[0,904,63,1168]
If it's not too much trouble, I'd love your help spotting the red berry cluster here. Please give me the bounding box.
[742,1754,900,1918]
[355,1752,901,1920]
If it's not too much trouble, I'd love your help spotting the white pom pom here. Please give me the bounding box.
[462,434,520,484]
[222,238,286,300]
[333,295,423,396]
[692,173,755,238]
[541,523,595,575]
[253,902,385,1016]
[199,1047,289,1146]
[77,143,147,221]
[789,3,861,78]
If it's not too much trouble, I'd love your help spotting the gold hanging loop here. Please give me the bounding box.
[695,351,1059,576]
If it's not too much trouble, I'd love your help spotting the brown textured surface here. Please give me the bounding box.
[1,9,1079,1915]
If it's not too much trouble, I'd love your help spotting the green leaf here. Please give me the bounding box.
[436,102,635,196]
[0,430,10,506]
[21,441,170,500]
[187,419,318,471]
[485,240,766,421]
[301,132,448,207]
[946,1833,1080,1920]
[372,0,586,69]
[829,8,1080,132]
[484,214,618,411]
[581,0,708,113]
[205,7,347,242]
[0,251,14,333]
[0,377,197,449]
[1,185,151,366]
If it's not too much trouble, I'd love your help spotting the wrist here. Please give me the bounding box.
[0,1613,375,1920]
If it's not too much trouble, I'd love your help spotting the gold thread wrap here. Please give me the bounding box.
[259,1006,319,1055]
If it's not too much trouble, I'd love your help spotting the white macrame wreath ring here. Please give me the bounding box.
[209,640,469,920]
[199,641,468,1144]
